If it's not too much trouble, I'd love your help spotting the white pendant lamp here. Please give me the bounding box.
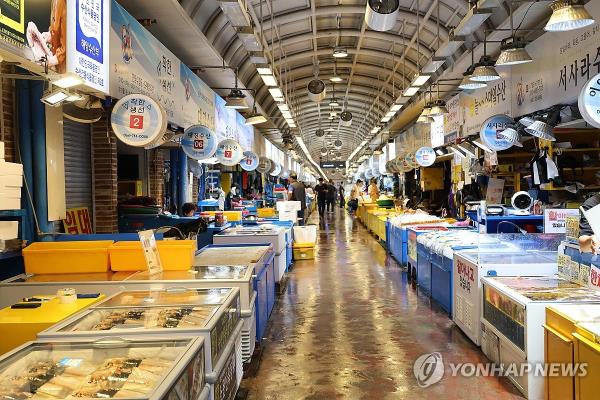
[544,0,595,32]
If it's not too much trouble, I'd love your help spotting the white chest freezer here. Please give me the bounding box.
[480,276,600,400]
[453,251,557,345]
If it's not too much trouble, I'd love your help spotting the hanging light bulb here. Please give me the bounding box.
[544,0,595,32]
[496,37,532,66]
[497,124,524,147]
[525,120,556,141]
[471,56,501,82]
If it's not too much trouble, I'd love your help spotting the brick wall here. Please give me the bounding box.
[192,177,199,205]
[0,64,15,162]
[149,149,164,208]
[92,113,118,233]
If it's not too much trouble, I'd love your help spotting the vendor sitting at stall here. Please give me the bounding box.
[181,202,197,217]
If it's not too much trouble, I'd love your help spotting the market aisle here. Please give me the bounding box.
[242,209,524,400]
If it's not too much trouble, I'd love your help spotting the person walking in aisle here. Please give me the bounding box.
[315,177,329,216]
[338,182,345,208]
[326,180,336,213]
[288,173,306,225]
[368,178,380,202]
[348,179,363,214]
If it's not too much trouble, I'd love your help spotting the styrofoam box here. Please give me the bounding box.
[1,175,22,187]
[0,197,20,210]
[0,186,22,197]
[0,162,23,175]
[0,221,18,240]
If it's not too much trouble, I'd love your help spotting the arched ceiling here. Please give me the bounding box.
[173,0,470,161]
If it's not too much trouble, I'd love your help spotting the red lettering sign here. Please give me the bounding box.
[129,115,144,129]
[193,139,204,149]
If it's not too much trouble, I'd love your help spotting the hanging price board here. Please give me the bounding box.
[181,125,218,160]
[111,94,167,147]
[257,157,272,173]
[240,151,259,171]
[215,139,243,166]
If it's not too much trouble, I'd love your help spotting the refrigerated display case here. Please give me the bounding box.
[544,304,600,400]
[38,288,243,400]
[0,244,273,361]
[213,225,287,284]
[480,276,600,400]
[0,336,209,400]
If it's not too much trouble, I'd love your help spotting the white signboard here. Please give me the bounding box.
[67,0,110,93]
[138,229,163,275]
[444,94,462,140]
[430,115,444,148]
[511,1,600,116]
[111,94,166,147]
[486,178,505,204]
[461,78,511,136]
[544,208,580,233]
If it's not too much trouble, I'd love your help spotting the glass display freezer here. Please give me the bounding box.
[453,250,557,345]
[38,288,243,400]
[480,276,600,400]
[0,336,209,400]
[0,244,274,362]
[213,225,287,285]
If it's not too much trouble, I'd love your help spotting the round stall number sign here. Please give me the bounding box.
[181,125,218,160]
[578,74,600,129]
[415,146,436,167]
[257,157,272,173]
[215,139,243,166]
[405,153,418,169]
[240,151,259,171]
[270,162,282,176]
[479,114,514,151]
[111,94,166,147]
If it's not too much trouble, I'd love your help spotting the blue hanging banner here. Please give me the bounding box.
[181,124,218,160]
[479,114,514,151]
[240,151,259,171]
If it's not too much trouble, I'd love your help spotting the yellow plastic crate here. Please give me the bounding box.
[257,207,276,218]
[203,210,243,221]
[23,241,113,274]
[109,240,196,271]
[293,242,315,260]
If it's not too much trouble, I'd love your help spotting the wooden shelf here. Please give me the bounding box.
[559,148,600,153]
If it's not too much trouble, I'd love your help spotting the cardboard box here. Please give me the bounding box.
[0,186,22,197]
[0,197,20,210]
[0,221,18,240]
[1,175,22,187]
[0,161,23,176]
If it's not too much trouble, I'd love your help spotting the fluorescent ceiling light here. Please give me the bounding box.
[260,74,278,86]
[330,76,344,83]
[390,104,403,112]
[329,100,340,107]
[381,116,391,122]
[256,66,273,75]
[281,110,292,118]
[41,89,70,106]
[328,116,334,120]
[403,87,419,97]
[472,139,493,153]
[326,127,335,132]
[277,104,289,112]
[435,148,445,156]
[52,74,84,88]
[288,122,297,128]
[285,117,295,124]
[385,111,395,118]
[330,112,337,117]
[268,87,283,98]
[65,93,84,102]
[411,74,431,87]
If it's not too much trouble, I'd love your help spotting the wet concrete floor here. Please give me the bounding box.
[243,208,524,399]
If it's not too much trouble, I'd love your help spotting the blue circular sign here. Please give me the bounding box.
[215,139,244,166]
[579,74,600,129]
[181,125,218,160]
[111,94,166,147]
[415,146,436,167]
[479,114,514,151]
[240,151,259,171]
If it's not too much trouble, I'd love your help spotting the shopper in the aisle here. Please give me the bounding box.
[288,173,306,225]
[181,202,197,217]
[326,180,336,213]
[368,178,380,202]
[348,179,363,214]
[338,182,345,208]
[315,178,328,216]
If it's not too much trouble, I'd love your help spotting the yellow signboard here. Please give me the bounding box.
[63,207,92,234]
